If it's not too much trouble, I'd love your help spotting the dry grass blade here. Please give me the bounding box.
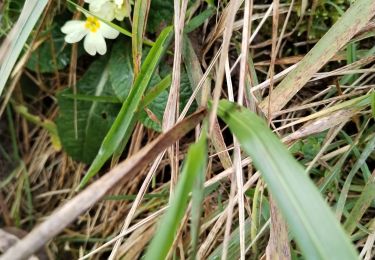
[0,0,48,96]
[162,0,189,193]
[0,108,206,260]
[209,0,241,132]
[132,0,151,77]
[259,0,375,117]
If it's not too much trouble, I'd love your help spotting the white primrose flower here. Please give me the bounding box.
[61,16,119,56]
[84,0,131,21]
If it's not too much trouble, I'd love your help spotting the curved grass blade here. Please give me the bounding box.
[216,100,358,260]
[144,131,207,260]
[78,26,173,189]
[0,0,48,97]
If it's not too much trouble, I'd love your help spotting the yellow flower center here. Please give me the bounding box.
[85,17,100,33]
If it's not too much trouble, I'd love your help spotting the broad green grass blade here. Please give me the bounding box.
[132,0,150,76]
[78,26,173,189]
[144,131,207,260]
[216,100,358,260]
[0,0,48,97]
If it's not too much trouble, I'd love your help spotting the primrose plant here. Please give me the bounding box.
[61,0,132,55]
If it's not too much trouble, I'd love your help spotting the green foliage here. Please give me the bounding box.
[0,0,25,36]
[26,25,71,73]
[295,0,351,39]
[147,0,174,33]
[56,57,121,164]
[78,26,173,189]
[108,40,134,100]
[300,134,325,160]
[139,69,196,132]
[216,100,358,260]
[144,131,207,260]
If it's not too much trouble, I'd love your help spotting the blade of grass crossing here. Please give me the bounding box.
[335,134,375,221]
[259,0,375,116]
[144,131,207,260]
[216,100,358,260]
[0,0,48,97]
[132,0,151,76]
[190,125,208,259]
[344,170,375,235]
[78,26,173,189]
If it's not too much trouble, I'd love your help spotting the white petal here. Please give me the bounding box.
[114,1,131,21]
[65,29,88,43]
[88,0,108,12]
[114,0,123,8]
[100,22,119,39]
[92,2,116,21]
[61,20,85,34]
[84,32,107,56]
[95,33,107,55]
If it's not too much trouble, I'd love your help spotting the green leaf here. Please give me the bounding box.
[216,100,358,260]
[139,69,196,132]
[78,26,173,189]
[56,57,121,164]
[26,25,71,73]
[0,0,49,97]
[147,0,174,33]
[144,131,207,260]
[108,40,134,101]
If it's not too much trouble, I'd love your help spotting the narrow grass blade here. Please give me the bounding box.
[0,0,48,97]
[185,7,215,33]
[141,74,172,108]
[190,126,208,259]
[144,131,207,260]
[335,134,375,221]
[78,26,173,189]
[61,94,121,104]
[132,0,151,76]
[260,0,375,116]
[344,171,375,235]
[216,100,358,260]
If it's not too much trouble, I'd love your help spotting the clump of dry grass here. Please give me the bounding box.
[1,0,375,259]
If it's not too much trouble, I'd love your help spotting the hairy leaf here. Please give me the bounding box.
[56,57,121,163]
